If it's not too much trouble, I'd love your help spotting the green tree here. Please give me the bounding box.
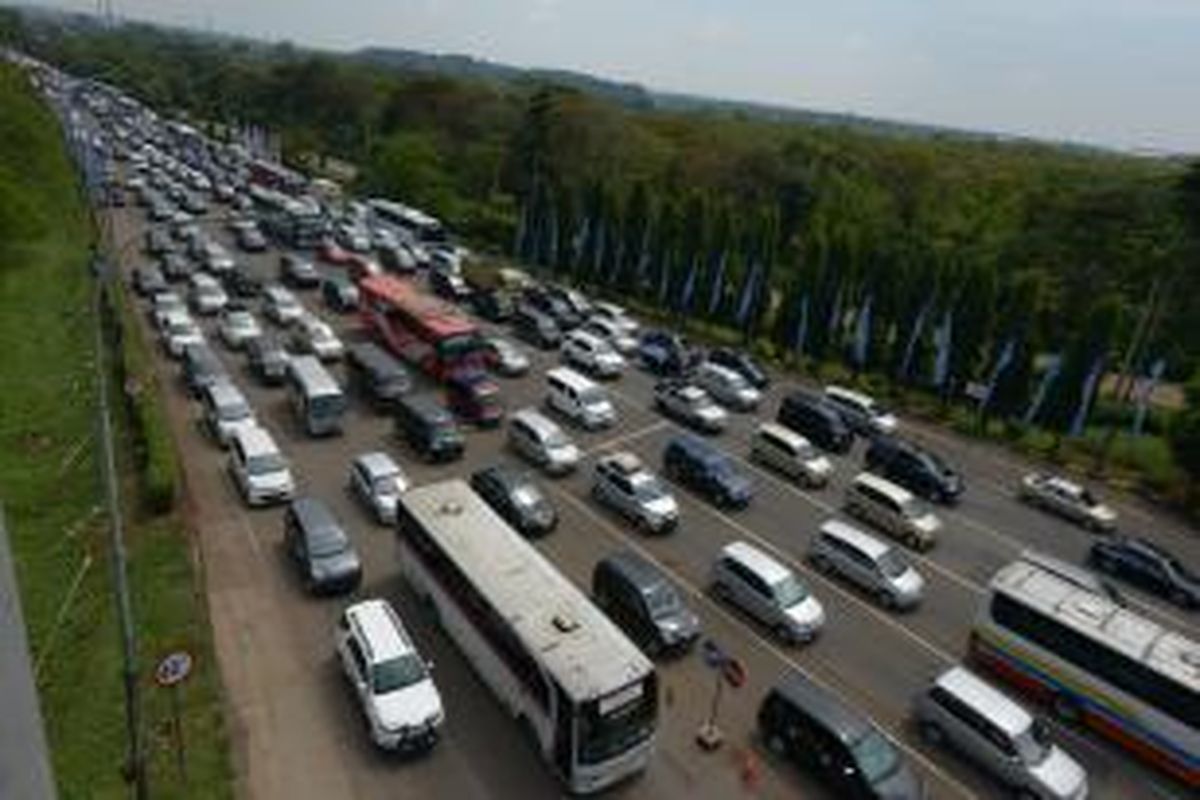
[366,131,452,215]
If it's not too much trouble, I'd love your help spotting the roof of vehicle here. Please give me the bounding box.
[755,421,809,449]
[398,480,652,703]
[509,407,561,433]
[825,384,876,410]
[345,599,416,665]
[355,451,400,479]
[290,496,341,536]
[597,550,669,592]
[547,366,596,389]
[348,341,404,374]
[719,541,792,586]
[933,667,1032,738]
[771,670,873,746]
[599,451,645,476]
[852,471,916,504]
[818,519,892,561]
[359,275,477,341]
[668,434,725,462]
[399,393,455,423]
[472,464,531,492]
[699,361,742,381]
[204,379,248,409]
[233,424,280,457]
[288,355,342,396]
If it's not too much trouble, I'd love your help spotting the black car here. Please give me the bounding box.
[346,342,411,411]
[181,344,228,397]
[864,436,964,505]
[377,242,416,274]
[284,497,362,595]
[592,550,700,656]
[321,272,359,313]
[394,395,464,462]
[662,435,754,508]
[430,269,473,303]
[469,465,558,537]
[708,346,769,389]
[777,391,853,454]
[224,267,265,299]
[468,287,514,322]
[132,265,168,297]
[280,254,320,289]
[246,335,290,385]
[1089,536,1200,608]
[522,286,583,330]
[512,303,562,349]
[158,252,194,283]
[144,227,175,256]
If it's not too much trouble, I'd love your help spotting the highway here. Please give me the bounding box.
[105,195,1198,800]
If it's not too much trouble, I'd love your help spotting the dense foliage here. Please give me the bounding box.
[5,11,1198,458]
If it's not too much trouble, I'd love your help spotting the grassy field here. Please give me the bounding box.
[0,64,231,799]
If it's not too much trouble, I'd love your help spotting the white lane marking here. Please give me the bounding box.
[582,420,668,457]
[546,483,980,800]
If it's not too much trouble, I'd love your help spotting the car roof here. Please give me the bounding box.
[669,434,722,461]
[599,550,668,591]
[720,541,791,585]
[290,497,340,534]
[772,671,873,745]
[355,451,398,478]
[601,451,644,475]
[700,361,739,380]
[825,384,874,408]
[934,667,1033,738]
[819,519,891,560]
[346,599,415,665]
[852,471,915,504]
[233,424,279,456]
[756,421,809,448]
[510,407,560,434]
[205,379,246,407]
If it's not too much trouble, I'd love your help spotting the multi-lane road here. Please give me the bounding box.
[105,197,1199,800]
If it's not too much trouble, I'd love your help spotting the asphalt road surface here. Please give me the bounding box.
[105,198,1200,800]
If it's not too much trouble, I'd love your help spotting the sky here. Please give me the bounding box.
[27,0,1200,153]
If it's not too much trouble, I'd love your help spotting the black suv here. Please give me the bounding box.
[284,497,362,595]
[511,303,562,349]
[346,342,411,412]
[864,436,964,504]
[1089,536,1200,608]
[662,435,754,509]
[592,550,700,657]
[777,391,853,454]
[469,465,557,537]
[394,395,464,462]
[708,347,769,389]
[468,287,514,322]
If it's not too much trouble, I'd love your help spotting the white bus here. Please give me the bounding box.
[972,553,1200,787]
[286,355,346,437]
[395,480,657,793]
[368,198,447,243]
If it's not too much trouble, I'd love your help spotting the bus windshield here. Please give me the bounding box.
[577,676,657,765]
[310,393,347,418]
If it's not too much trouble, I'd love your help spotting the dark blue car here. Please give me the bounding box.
[662,434,754,509]
[637,329,696,376]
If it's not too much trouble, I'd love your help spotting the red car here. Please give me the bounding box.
[317,238,353,266]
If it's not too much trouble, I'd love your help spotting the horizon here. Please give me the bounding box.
[15,0,1200,155]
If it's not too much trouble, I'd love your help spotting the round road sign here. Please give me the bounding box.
[154,650,193,688]
[700,639,728,669]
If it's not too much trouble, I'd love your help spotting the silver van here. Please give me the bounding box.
[807,520,924,610]
[288,355,347,437]
[710,541,825,644]
[914,667,1088,800]
[749,422,832,488]
[844,472,941,551]
[545,367,617,430]
[507,408,580,475]
[200,379,257,448]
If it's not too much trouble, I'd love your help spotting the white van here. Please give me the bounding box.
[507,408,580,474]
[749,422,832,488]
[808,520,924,610]
[288,355,347,437]
[545,367,617,430]
[844,472,942,551]
[228,425,295,507]
[824,385,897,436]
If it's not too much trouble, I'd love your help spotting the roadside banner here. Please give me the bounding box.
[1132,357,1166,436]
[707,251,728,316]
[899,299,933,380]
[678,255,699,313]
[735,260,761,327]
[1070,355,1106,437]
[792,294,810,355]
[932,309,954,388]
[852,295,873,367]
[981,337,1017,411]
[1024,353,1063,425]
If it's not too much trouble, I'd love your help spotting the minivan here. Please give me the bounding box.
[545,367,617,430]
[710,541,824,644]
[592,550,700,657]
[287,355,347,437]
[346,342,411,412]
[824,385,898,437]
[507,408,580,475]
[758,672,924,799]
[844,472,942,552]
[284,497,362,595]
[182,344,228,398]
[807,520,925,610]
[228,425,295,507]
[914,667,1087,800]
[662,435,754,509]
[512,303,562,349]
[394,395,464,462]
[200,380,257,448]
[777,391,853,454]
[865,436,964,505]
[749,422,832,488]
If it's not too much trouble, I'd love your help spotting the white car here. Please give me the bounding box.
[160,309,204,358]
[291,313,344,361]
[218,308,263,350]
[261,285,303,326]
[589,301,639,336]
[1019,473,1117,532]
[336,599,444,751]
[693,361,761,411]
[202,241,236,274]
[824,385,898,437]
[188,273,228,315]
[561,330,625,378]
[579,317,637,355]
[150,290,186,330]
[348,452,410,525]
[591,452,679,533]
[228,425,295,507]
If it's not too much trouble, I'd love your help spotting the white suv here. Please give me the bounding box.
[561,330,625,378]
[335,599,444,751]
[228,425,295,506]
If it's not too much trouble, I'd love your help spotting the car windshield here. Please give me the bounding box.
[922,450,951,476]
[900,498,930,520]
[220,401,252,421]
[645,583,682,618]
[630,473,667,502]
[876,550,908,579]
[580,388,608,407]
[1014,719,1052,766]
[372,474,400,496]
[247,452,287,475]
[772,574,808,607]
[372,653,426,694]
[851,731,902,785]
[544,429,570,449]
[510,484,543,509]
[310,528,349,558]
[723,370,749,390]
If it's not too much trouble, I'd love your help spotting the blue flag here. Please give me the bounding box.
[658,250,673,305]
[736,261,761,327]
[826,284,844,342]
[1070,356,1106,437]
[707,251,728,316]
[932,310,954,388]
[981,338,1017,411]
[792,294,810,354]
[852,295,873,367]
[900,300,933,380]
[635,225,652,287]
[1132,358,1166,436]
[678,256,699,313]
[1024,354,1063,426]
[572,215,591,268]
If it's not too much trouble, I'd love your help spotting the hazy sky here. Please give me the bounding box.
[29,0,1200,152]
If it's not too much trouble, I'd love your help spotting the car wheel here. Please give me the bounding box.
[773,624,796,645]
[917,720,944,745]
[1052,694,1081,724]
[712,582,730,602]
[811,554,834,575]
[765,732,787,756]
[877,589,896,610]
[1171,589,1194,609]
[637,516,654,536]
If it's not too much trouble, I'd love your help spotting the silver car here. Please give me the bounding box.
[218,308,263,350]
[693,361,761,411]
[1019,473,1117,532]
[807,520,924,610]
[349,452,410,524]
[915,667,1088,800]
[749,423,832,488]
[591,452,679,533]
[710,541,825,644]
[508,408,579,475]
[653,381,727,433]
